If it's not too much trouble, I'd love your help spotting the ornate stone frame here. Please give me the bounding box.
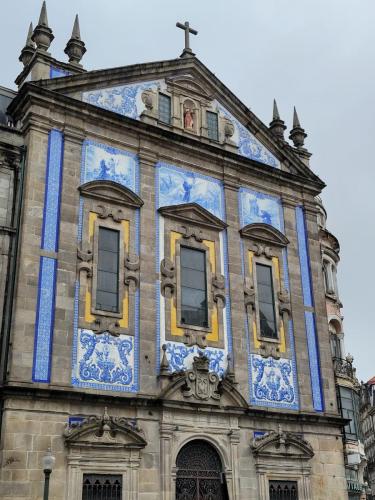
[240,223,291,355]
[64,408,147,500]
[251,430,314,500]
[158,203,227,348]
[78,180,143,336]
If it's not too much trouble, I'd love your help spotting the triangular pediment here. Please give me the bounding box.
[240,223,289,247]
[251,431,314,460]
[64,410,147,450]
[17,56,324,186]
[158,202,227,231]
[79,180,143,208]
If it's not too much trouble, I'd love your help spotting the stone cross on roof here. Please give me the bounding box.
[176,21,198,57]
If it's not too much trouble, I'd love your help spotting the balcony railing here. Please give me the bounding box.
[333,357,354,379]
[347,479,363,493]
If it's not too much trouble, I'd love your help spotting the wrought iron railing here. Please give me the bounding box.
[333,357,354,379]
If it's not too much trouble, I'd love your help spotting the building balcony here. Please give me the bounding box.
[347,479,363,493]
[334,356,355,380]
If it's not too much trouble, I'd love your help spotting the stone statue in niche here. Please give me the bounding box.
[183,100,195,131]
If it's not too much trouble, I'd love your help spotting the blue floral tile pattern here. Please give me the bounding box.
[32,256,57,382]
[50,66,72,78]
[41,129,64,252]
[239,187,283,232]
[296,206,324,412]
[165,342,226,379]
[72,329,136,392]
[249,354,297,409]
[157,163,224,220]
[81,140,137,190]
[82,80,162,119]
[215,102,279,168]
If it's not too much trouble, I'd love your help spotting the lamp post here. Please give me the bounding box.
[42,448,55,500]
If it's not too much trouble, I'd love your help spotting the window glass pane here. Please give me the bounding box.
[207,111,219,141]
[159,94,171,124]
[180,247,205,271]
[180,247,207,327]
[256,264,277,338]
[181,268,206,290]
[96,227,119,312]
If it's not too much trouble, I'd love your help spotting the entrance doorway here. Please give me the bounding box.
[175,439,229,500]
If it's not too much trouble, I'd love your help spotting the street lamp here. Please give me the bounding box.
[42,448,55,500]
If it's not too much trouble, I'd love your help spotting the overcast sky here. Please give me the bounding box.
[2,0,374,382]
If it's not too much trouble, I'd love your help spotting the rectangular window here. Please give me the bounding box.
[158,94,171,124]
[256,263,277,339]
[269,481,298,499]
[96,227,120,313]
[180,247,208,328]
[82,474,122,500]
[339,386,359,440]
[207,111,219,141]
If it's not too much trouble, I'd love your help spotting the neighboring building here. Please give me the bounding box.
[361,378,375,499]
[0,3,355,499]
[317,199,368,499]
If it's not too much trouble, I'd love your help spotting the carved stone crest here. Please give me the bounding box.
[182,352,220,401]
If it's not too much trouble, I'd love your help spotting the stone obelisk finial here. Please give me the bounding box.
[64,14,86,65]
[289,107,307,148]
[269,99,287,140]
[31,1,54,51]
[19,22,36,66]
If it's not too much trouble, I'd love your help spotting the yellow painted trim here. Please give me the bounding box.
[203,239,216,274]
[170,231,184,336]
[85,290,95,323]
[122,219,129,250]
[253,320,260,348]
[272,255,286,352]
[248,250,254,275]
[88,212,97,239]
[119,292,129,328]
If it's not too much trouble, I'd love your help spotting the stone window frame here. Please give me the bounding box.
[240,223,290,349]
[158,203,227,348]
[91,217,125,319]
[175,236,213,333]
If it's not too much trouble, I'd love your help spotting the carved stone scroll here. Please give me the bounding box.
[278,288,291,336]
[124,252,140,290]
[91,317,126,337]
[212,274,226,306]
[160,258,176,297]
[77,244,93,277]
[94,204,127,222]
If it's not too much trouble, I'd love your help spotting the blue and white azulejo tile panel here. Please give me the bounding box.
[157,163,224,220]
[41,129,64,252]
[82,80,164,120]
[81,140,138,191]
[239,188,283,231]
[72,329,136,392]
[165,342,226,379]
[213,101,279,168]
[32,256,58,383]
[50,66,72,79]
[249,354,298,410]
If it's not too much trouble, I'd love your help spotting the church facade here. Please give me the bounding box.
[0,3,352,499]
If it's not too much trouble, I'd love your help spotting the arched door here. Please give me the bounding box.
[176,439,229,500]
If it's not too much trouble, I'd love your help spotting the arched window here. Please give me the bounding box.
[329,319,342,359]
[176,440,228,500]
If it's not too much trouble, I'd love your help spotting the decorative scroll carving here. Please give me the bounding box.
[212,274,226,306]
[160,258,176,297]
[124,252,140,290]
[91,317,125,337]
[77,244,93,277]
[278,288,291,336]
[223,118,235,139]
[251,428,314,459]
[182,352,220,401]
[244,278,256,311]
[258,342,281,360]
[94,204,127,222]
[181,224,204,242]
[252,243,273,259]
[64,407,147,449]
[183,330,207,349]
[141,89,154,110]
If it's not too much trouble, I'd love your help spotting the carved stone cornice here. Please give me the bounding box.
[240,223,289,247]
[158,203,227,231]
[251,429,314,460]
[79,180,144,209]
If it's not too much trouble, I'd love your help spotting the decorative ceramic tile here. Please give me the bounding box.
[296,206,324,412]
[32,256,57,382]
[72,329,136,392]
[157,162,224,219]
[41,129,64,252]
[249,354,298,409]
[81,140,138,190]
[50,66,72,78]
[214,101,279,168]
[239,187,283,231]
[82,80,163,119]
[164,342,226,378]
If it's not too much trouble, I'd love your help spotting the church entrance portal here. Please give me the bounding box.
[175,439,229,500]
